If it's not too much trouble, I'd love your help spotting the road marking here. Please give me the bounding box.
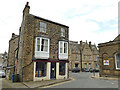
[42,78,75,88]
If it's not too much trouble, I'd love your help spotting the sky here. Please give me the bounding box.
[0,0,119,53]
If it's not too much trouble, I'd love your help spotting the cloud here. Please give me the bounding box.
[0,0,119,53]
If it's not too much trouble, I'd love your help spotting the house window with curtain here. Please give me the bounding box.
[59,41,68,59]
[61,28,65,37]
[35,37,49,59]
[36,37,49,52]
[41,39,48,52]
[59,41,68,54]
[40,22,46,33]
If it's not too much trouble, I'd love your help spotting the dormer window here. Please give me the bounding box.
[40,22,46,33]
[61,28,65,37]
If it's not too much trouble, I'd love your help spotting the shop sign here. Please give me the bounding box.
[103,60,109,65]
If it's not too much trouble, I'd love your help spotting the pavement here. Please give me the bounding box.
[90,72,118,80]
[1,78,72,89]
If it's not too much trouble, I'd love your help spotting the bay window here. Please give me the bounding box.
[59,41,68,60]
[35,37,49,59]
[59,41,68,54]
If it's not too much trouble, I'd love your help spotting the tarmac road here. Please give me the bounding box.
[46,72,118,88]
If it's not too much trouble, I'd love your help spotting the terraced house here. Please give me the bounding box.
[69,40,99,71]
[7,2,69,81]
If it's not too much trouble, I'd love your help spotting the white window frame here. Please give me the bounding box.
[35,37,49,53]
[59,41,68,60]
[59,41,68,54]
[40,22,46,33]
[61,28,65,37]
[115,53,120,70]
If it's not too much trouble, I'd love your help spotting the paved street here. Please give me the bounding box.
[46,72,118,88]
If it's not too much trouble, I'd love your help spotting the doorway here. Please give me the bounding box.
[50,62,56,79]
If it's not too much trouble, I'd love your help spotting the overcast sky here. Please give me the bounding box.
[0,0,119,53]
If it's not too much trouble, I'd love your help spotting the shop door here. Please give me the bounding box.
[50,62,56,79]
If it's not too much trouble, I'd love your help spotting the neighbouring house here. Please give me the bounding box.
[98,34,120,78]
[69,41,81,70]
[69,40,99,71]
[7,2,69,82]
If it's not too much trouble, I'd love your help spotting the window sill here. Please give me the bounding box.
[39,31,48,35]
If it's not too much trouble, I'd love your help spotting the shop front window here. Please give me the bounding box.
[35,62,47,77]
[59,62,65,75]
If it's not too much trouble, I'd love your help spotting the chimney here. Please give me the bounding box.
[89,41,92,49]
[26,2,29,6]
[80,40,83,50]
[12,33,15,38]
[23,2,30,17]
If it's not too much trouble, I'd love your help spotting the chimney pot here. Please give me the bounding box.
[26,2,29,6]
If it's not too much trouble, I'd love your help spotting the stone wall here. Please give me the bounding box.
[8,36,19,80]
[98,41,120,77]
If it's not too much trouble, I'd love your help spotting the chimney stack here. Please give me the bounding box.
[26,2,29,6]
[89,41,92,50]
[12,33,15,38]
[80,40,83,50]
[23,2,30,17]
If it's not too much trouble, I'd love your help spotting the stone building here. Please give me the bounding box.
[69,40,99,70]
[98,34,120,78]
[69,41,81,70]
[80,41,99,70]
[7,2,69,81]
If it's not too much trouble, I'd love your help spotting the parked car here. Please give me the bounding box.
[84,69,89,72]
[94,69,100,72]
[81,68,89,72]
[89,68,100,73]
[72,67,80,73]
[0,70,6,78]
[89,68,94,73]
